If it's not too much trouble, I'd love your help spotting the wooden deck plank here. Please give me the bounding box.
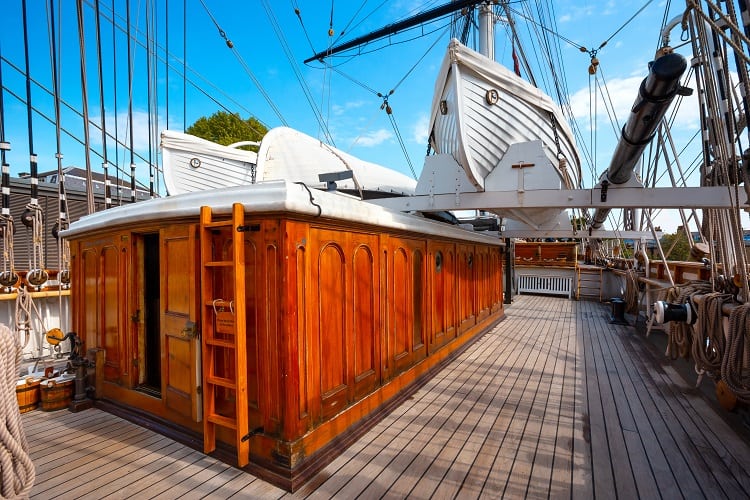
[595,312,682,498]
[626,335,749,497]
[586,301,652,498]
[74,441,194,499]
[570,299,594,500]
[388,311,522,498]
[549,296,578,497]
[408,327,521,498]
[652,358,750,493]
[579,300,620,498]
[458,295,559,497]
[19,295,750,499]
[34,429,166,496]
[495,297,565,498]
[529,297,573,498]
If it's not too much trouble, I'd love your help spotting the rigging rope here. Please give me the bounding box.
[692,292,733,382]
[146,0,155,199]
[665,281,713,359]
[0,323,35,498]
[49,0,69,296]
[386,108,416,180]
[126,0,137,204]
[198,0,288,127]
[722,303,750,403]
[0,39,17,291]
[94,0,113,209]
[76,0,96,214]
[261,0,334,144]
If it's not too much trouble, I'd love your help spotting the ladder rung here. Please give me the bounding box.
[205,338,236,348]
[207,413,237,429]
[204,220,233,228]
[205,261,233,267]
[207,375,236,389]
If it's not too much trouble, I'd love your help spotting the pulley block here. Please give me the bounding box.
[0,270,18,287]
[26,268,48,287]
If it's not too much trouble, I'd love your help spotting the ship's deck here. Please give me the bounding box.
[22,295,750,498]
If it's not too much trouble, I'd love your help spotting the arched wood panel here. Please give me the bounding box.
[244,235,262,432]
[79,246,103,374]
[391,245,411,374]
[353,243,378,399]
[263,239,282,432]
[412,249,426,364]
[317,242,348,420]
[458,245,476,332]
[430,247,446,351]
[445,248,457,341]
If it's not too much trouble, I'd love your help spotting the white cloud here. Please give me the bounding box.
[412,113,429,144]
[559,14,571,23]
[331,100,366,116]
[84,109,158,160]
[351,128,392,147]
[568,73,700,137]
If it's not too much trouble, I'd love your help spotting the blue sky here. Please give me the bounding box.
[0,1,717,232]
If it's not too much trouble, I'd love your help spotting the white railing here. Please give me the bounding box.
[517,274,572,299]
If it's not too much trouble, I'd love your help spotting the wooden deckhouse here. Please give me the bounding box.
[62,180,505,490]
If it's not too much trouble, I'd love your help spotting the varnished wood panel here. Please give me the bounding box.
[67,209,506,486]
[161,225,200,421]
[412,249,426,364]
[317,242,348,420]
[458,244,476,332]
[102,245,123,376]
[243,234,262,431]
[80,247,102,372]
[444,248,457,341]
[391,246,411,375]
[263,238,282,434]
[353,244,378,399]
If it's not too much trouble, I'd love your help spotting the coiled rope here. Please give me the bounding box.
[665,281,713,359]
[0,323,35,498]
[692,292,733,383]
[721,302,750,404]
[624,268,641,315]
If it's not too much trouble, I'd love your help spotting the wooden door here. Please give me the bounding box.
[161,224,202,421]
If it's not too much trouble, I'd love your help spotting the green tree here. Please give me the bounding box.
[186,111,267,151]
[660,231,691,261]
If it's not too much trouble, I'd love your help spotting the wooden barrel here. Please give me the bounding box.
[40,377,74,411]
[16,378,42,413]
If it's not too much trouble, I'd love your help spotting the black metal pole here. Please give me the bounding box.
[504,238,512,304]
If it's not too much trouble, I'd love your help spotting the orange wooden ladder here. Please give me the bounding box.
[199,203,249,467]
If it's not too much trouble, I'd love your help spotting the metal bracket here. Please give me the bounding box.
[182,320,199,339]
[600,180,609,202]
[241,426,264,442]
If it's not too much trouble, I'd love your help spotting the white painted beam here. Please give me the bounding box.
[370,187,741,211]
